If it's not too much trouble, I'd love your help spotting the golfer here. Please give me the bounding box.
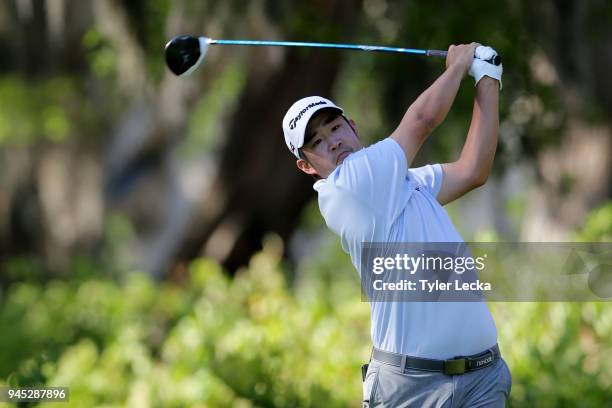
[282,43,511,407]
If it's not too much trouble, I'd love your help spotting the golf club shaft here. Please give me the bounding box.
[209,39,448,58]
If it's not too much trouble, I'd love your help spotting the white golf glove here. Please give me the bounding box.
[468,45,503,90]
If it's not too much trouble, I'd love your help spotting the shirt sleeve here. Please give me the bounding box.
[331,137,410,221]
[408,163,444,198]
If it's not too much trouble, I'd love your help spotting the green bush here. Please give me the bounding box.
[1,216,611,406]
[0,245,370,407]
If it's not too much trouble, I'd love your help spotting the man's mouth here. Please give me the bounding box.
[336,150,352,164]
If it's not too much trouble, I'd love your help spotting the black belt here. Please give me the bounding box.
[372,344,500,375]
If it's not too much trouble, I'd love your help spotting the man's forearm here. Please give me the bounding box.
[406,64,466,130]
[459,77,499,183]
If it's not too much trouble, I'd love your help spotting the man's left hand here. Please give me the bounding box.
[469,46,503,90]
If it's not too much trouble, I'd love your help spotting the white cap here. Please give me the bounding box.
[282,96,343,159]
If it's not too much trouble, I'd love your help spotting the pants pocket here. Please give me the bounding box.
[500,359,513,398]
[362,364,380,408]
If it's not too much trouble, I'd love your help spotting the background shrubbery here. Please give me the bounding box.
[1,206,611,407]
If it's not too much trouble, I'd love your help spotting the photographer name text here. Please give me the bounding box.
[373,279,492,292]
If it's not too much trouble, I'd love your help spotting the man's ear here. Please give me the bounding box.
[296,159,318,176]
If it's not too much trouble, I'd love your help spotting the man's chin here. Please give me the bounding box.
[336,151,352,165]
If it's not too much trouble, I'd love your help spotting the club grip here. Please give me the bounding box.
[426,49,448,58]
[489,55,502,66]
[426,50,502,66]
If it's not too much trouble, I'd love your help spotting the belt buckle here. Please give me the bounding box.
[443,358,466,375]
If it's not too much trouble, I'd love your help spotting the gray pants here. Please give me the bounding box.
[363,357,512,407]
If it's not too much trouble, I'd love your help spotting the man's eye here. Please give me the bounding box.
[332,125,340,131]
[313,139,322,146]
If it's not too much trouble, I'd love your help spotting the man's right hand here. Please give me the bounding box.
[445,43,479,76]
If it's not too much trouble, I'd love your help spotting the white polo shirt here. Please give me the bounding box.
[313,138,497,359]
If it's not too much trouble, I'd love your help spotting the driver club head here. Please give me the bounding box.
[165,35,209,76]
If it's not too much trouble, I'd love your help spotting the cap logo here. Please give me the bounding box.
[288,100,327,130]
[289,142,295,152]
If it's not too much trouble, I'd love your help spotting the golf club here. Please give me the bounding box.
[165,35,501,77]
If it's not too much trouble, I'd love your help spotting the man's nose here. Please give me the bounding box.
[330,136,342,151]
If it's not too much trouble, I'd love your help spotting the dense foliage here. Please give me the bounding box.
[1,206,611,407]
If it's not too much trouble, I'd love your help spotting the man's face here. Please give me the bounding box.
[297,114,362,178]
